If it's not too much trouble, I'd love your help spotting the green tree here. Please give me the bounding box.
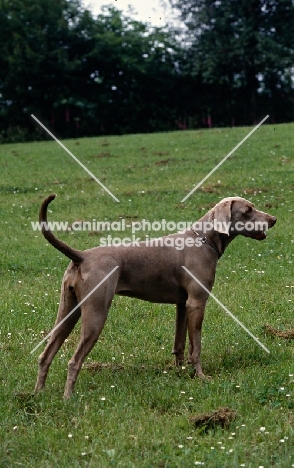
[0,0,94,140]
[83,6,182,134]
[0,1,184,140]
[169,0,294,124]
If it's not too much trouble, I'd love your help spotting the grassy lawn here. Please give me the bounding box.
[0,123,293,467]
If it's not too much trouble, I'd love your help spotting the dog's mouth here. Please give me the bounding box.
[245,231,267,241]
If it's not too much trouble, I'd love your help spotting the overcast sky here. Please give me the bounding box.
[82,0,177,26]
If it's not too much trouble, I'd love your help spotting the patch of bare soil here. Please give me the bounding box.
[200,184,221,194]
[93,152,113,158]
[154,158,171,165]
[190,407,237,432]
[242,187,269,194]
[84,362,125,373]
[264,324,294,339]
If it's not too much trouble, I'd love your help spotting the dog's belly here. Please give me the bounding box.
[116,283,187,304]
[117,290,187,304]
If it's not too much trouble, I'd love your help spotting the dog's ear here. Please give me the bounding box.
[210,199,233,235]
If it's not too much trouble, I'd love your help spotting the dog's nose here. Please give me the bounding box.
[271,217,277,226]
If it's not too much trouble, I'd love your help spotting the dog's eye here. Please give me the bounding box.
[246,206,253,213]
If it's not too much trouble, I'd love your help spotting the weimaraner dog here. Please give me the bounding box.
[34,194,276,398]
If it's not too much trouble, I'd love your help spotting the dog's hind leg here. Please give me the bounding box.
[63,283,115,399]
[34,279,80,393]
[172,303,187,366]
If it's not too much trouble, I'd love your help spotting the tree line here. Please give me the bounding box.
[0,0,293,142]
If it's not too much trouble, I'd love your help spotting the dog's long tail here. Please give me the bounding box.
[39,194,84,265]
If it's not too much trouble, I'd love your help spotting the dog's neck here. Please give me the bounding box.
[190,226,222,258]
[206,231,235,258]
[191,214,237,259]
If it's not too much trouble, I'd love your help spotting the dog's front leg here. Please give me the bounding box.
[186,298,206,379]
[172,303,187,366]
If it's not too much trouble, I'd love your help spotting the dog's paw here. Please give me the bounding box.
[192,369,212,381]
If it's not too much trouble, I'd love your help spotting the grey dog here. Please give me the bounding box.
[34,194,276,398]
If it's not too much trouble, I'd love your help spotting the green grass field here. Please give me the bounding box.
[0,123,293,467]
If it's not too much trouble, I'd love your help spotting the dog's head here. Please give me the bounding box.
[210,197,276,240]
